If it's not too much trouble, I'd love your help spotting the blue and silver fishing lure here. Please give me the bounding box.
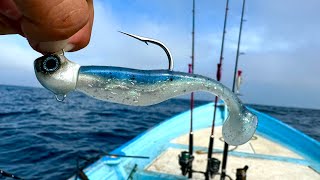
[33,32,257,146]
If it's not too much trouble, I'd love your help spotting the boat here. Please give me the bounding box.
[69,102,320,179]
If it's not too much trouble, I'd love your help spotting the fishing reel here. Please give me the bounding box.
[178,151,194,176]
[236,165,249,180]
[206,157,221,178]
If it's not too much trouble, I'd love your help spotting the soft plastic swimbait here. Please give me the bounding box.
[33,51,257,145]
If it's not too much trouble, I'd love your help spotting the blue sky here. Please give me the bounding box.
[0,0,319,109]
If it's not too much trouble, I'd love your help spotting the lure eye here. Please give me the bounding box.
[42,55,60,73]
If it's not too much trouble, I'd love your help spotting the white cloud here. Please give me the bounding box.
[0,36,40,86]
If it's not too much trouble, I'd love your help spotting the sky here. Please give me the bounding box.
[0,0,319,109]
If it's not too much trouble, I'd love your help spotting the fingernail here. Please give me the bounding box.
[28,39,75,54]
[37,40,68,54]
[64,43,75,52]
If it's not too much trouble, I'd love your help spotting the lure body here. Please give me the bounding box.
[34,53,257,146]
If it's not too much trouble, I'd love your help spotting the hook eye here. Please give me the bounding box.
[41,54,61,73]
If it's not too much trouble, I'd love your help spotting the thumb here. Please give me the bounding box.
[13,0,91,53]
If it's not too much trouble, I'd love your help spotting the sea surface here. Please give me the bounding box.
[0,85,319,180]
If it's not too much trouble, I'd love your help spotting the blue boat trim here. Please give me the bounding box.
[248,107,320,172]
[135,170,187,180]
[170,143,210,152]
[229,151,310,166]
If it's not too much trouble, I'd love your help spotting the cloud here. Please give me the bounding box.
[0,35,40,86]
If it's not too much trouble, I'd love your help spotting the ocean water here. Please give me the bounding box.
[0,85,319,180]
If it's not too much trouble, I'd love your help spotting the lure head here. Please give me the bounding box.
[34,53,80,96]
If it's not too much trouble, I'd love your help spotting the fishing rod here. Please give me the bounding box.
[205,0,230,179]
[179,0,195,178]
[220,0,246,179]
[189,0,196,178]
[75,152,149,180]
[0,169,23,179]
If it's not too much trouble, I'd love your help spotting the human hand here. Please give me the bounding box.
[0,0,94,54]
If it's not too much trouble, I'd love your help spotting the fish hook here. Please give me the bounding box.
[119,31,174,71]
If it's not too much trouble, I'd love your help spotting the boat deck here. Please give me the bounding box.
[147,127,319,179]
[71,104,320,180]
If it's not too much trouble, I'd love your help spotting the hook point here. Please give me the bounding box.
[118,30,174,71]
